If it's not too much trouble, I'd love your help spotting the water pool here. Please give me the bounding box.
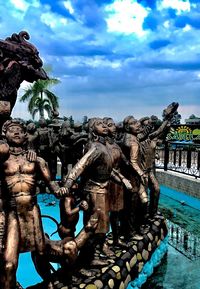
[142,185,200,289]
[16,185,200,288]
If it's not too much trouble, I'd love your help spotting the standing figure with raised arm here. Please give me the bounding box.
[139,102,179,217]
[0,119,66,289]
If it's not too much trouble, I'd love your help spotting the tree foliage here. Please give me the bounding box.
[20,77,60,119]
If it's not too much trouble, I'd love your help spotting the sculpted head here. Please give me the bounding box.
[123,116,142,135]
[103,117,116,137]
[89,117,108,140]
[2,119,27,146]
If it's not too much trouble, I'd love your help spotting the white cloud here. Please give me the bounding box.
[158,0,191,14]
[40,12,68,29]
[105,0,149,36]
[63,1,74,14]
[10,0,29,11]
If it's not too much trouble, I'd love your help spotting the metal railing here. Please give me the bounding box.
[155,142,200,178]
[167,219,200,260]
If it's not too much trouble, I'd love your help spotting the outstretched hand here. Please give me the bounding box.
[55,187,69,198]
[163,102,179,120]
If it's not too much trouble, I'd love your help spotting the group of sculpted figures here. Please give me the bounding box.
[0,31,179,289]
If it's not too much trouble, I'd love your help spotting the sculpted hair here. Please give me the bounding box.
[2,119,26,135]
[123,115,133,132]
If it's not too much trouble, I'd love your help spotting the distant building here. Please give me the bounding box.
[185,117,200,125]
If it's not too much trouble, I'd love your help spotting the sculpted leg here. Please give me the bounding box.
[149,172,160,217]
[0,212,19,289]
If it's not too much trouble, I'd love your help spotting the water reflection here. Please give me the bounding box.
[167,220,200,260]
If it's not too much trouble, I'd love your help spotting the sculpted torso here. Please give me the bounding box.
[3,153,37,209]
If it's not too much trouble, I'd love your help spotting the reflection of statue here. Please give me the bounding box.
[0,119,66,289]
[0,31,47,127]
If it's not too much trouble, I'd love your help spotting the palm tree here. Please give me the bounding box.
[20,77,60,119]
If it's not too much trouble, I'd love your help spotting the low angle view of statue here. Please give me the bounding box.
[0,25,199,289]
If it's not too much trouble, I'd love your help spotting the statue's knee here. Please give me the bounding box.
[5,261,17,273]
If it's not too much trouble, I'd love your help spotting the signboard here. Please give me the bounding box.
[167,125,200,143]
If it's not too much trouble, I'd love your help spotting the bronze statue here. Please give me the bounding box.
[0,31,47,128]
[0,119,66,289]
[57,120,87,180]
[103,117,130,248]
[139,102,179,217]
[63,118,114,261]
[31,211,99,288]
[58,191,89,239]
[121,116,148,238]
[27,122,38,151]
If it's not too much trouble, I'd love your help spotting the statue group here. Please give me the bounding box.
[0,31,178,289]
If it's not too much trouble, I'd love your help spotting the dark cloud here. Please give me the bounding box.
[72,0,107,29]
[95,0,115,5]
[175,14,200,29]
[143,14,159,31]
[137,0,157,9]
[42,39,113,57]
[149,39,171,50]
[167,8,177,19]
[145,60,200,71]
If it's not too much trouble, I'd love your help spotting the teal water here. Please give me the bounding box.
[142,185,200,289]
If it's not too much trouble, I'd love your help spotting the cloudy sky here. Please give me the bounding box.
[1,0,200,122]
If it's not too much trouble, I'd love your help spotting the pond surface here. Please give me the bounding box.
[142,184,200,289]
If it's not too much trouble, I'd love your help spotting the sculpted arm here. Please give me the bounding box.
[36,157,65,197]
[0,141,9,162]
[64,198,80,216]
[129,142,145,177]
[63,146,98,189]
[111,168,132,191]
[149,119,169,140]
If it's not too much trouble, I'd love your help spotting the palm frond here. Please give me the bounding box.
[20,86,34,102]
[32,108,39,120]
[44,90,59,109]
[43,104,52,118]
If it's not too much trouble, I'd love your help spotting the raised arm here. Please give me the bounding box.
[63,145,99,189]
[129,142,144,177]
[148,119,169,140]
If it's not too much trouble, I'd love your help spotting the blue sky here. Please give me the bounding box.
[1,0,200,122]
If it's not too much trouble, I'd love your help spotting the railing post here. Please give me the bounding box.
[173,148,176,165]
[197,150,200,171]
[179,149,182,167]
[164,141,169,171]
[187,149,191,169]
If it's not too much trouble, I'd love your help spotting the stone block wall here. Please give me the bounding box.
[156,170,200,199]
